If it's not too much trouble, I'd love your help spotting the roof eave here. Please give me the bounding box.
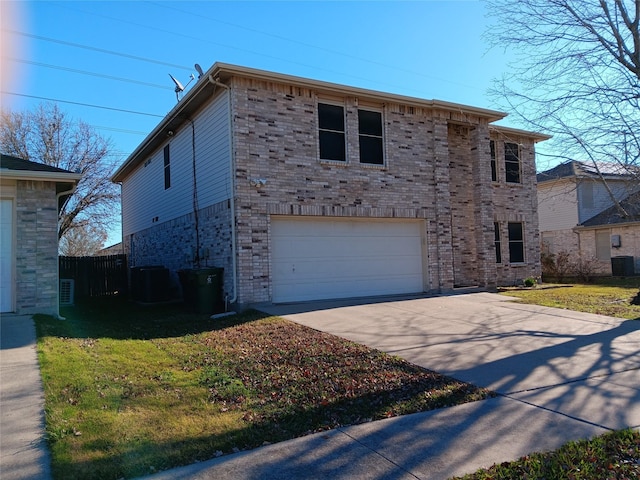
[0,169,82,183]
[113,62,514,182]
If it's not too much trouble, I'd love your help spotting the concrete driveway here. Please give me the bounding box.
[262,292,640,431]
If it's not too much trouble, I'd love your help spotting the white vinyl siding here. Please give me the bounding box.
[122,91,231,236]
[537,181,579,231]
[271,217,425,303]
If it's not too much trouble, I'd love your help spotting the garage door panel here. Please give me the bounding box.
[271,217,425,303]
[273,234,421,259]
[274,255,422,279]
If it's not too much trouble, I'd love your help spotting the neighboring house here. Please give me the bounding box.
[537,160,639,274]
[112,63,549,308]
[575,191,640,274]
[96,242,124,256]
[0,154,81,316]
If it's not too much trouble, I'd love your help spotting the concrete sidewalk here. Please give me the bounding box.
[0,314,51,480]
[142,293,640,479]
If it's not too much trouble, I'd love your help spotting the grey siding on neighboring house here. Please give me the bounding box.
[577,179,635,224]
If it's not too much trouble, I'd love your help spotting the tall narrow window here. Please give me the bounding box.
[505,142,520,183]
[163,145,171,189]
[494,222,502,263]
[358,109,384,165]
[490,140,497,181]
[508,222,525,263]
[318,103,346,161]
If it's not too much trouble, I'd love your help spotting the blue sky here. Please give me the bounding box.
[2,0,543,245]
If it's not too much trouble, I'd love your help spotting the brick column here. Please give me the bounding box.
[432,118,454,291]
[471,123,497,290]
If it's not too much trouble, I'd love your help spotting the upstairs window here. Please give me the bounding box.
[358,109,384,165]
[505,142,521,183]
[508,222,525,263]
[163,144,171,190]
[318,103,346,161]
[490,140,497,181]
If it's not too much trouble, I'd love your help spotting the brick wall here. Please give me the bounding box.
[128,199,233,299]
[123,77,543,306]
[229,77,541,304]
[15,180,58,316]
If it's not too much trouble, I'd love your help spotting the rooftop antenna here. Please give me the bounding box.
[194,63,204,79]
[168,73,195,102]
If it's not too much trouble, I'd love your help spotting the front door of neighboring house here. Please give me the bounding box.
[595,230,611,262]
[0,199,14,312]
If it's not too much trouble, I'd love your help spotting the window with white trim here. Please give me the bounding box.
[494,222,502,263]
[490,140,497,182]
[505,142,521,183]
[358,109,384,165]
[508,222,525,263]
[318,103,346,162]
[163,144,171,190]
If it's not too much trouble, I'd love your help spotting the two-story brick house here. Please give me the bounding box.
[112,63,548,308]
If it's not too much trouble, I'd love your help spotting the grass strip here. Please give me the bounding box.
[453,428,640,479]
[499,279,640,319]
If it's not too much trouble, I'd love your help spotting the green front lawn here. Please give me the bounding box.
[36,299,490,479]
[500,279,640,319]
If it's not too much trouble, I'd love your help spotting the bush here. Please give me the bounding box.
[541,250,573,282]
[571,254,599,283]
[523,276,537,287]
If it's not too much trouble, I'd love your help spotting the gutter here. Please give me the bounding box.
[208,75,238,306]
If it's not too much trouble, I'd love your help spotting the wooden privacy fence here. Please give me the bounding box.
[59,254,128,299]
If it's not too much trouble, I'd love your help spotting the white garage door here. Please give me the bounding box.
[271,216,425,303]
[1,199,13,312]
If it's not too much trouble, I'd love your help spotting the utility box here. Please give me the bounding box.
[611,256,635,276]
[178,268,224,314]
[131,266,170,303]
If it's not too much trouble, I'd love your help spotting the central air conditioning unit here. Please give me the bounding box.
[60,279,75,306]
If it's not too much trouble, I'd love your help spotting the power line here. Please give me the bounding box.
[2,92,165,118]
[7,30,193,72]
[6,58,173,90]
[44,2,448,97]
[149,1,484,93]
[94,125,149,135]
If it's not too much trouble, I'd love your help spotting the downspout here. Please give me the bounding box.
[55,185,77,320]
[208,75,237,306]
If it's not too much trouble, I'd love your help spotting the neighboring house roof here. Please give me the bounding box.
[537,160,636,183]
[0,153,82,187]
[580,191,640,227]
[113,62,548,182]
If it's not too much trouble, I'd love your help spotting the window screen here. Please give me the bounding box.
[494,222,502,263]
[358,109,384,165]
[318,103,346,161]
[505,142,520,183]
[490,140,497,182]
[508,222,525,263]
[164,144,171,190]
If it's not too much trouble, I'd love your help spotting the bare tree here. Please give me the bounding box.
[485,0,640,188]
[0,103,120,243]
[59,224,108,256]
